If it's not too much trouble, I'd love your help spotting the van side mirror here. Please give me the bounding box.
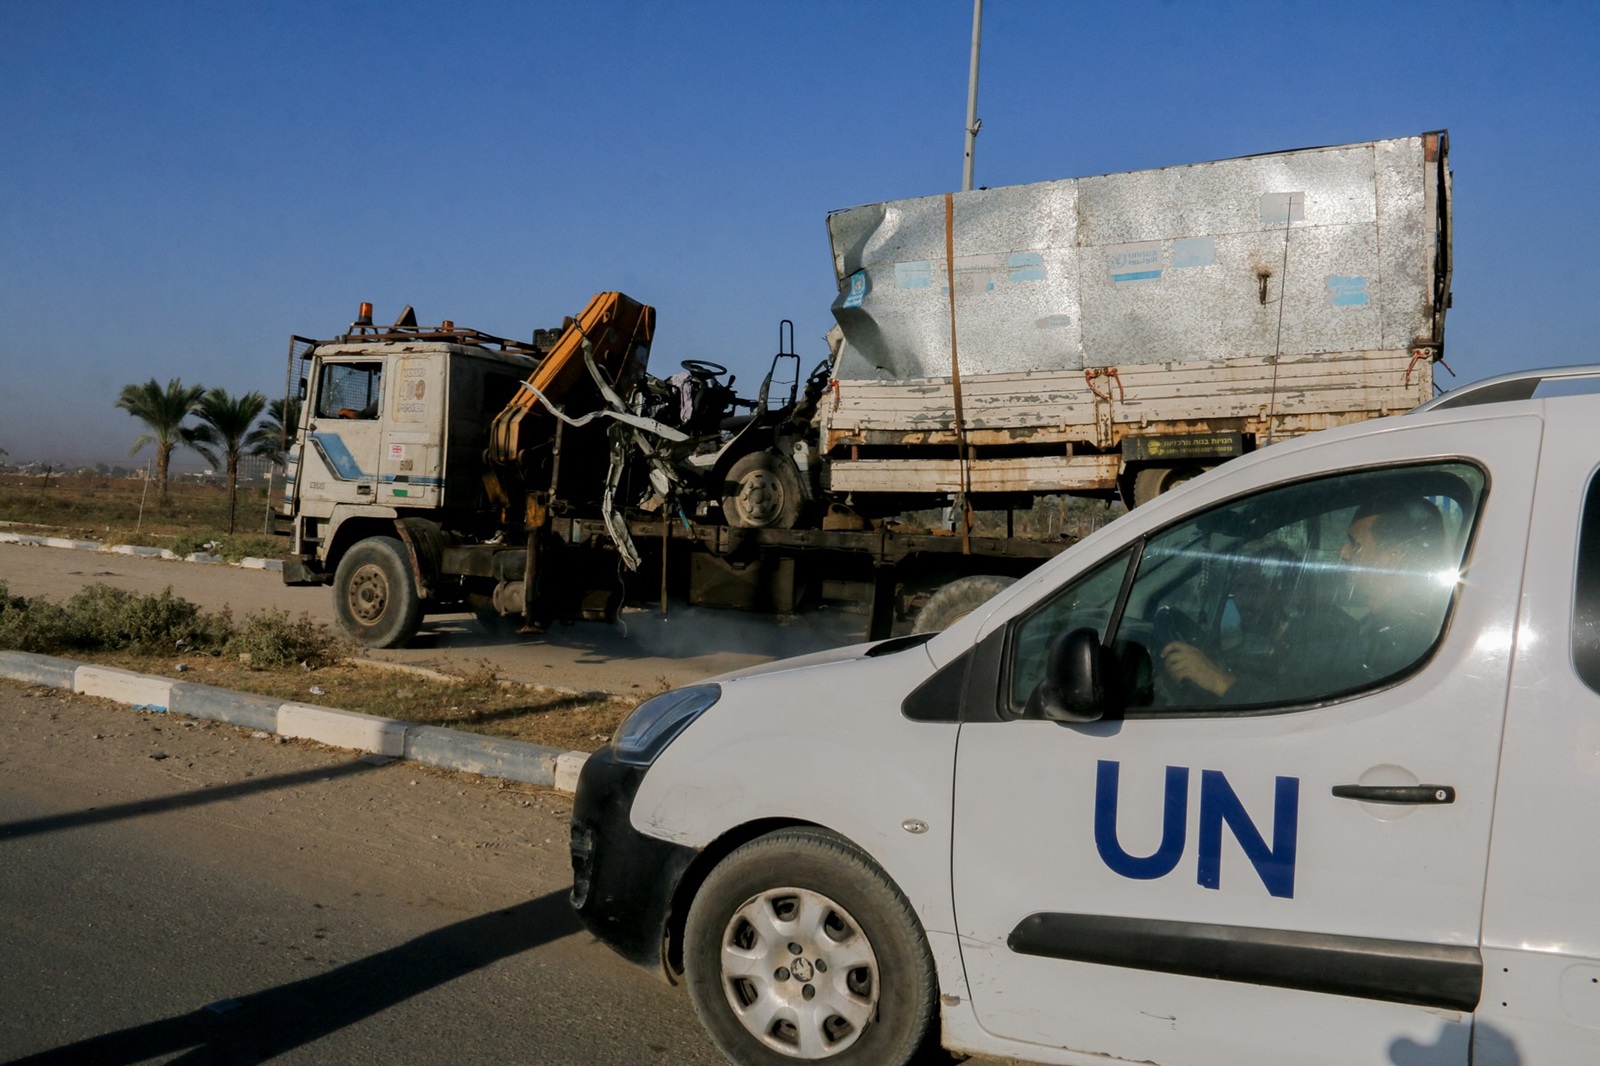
[1036,627,1109,723]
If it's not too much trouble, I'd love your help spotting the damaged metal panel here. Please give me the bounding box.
[825,132,1449,385]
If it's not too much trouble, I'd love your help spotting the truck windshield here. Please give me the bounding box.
[318,362,383,420]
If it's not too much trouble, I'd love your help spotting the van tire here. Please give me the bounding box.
[912,574,1018,633]
[684,828,937,1066]
[332,536,422,648]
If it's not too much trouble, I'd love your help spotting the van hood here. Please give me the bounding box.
[700,632,936,685]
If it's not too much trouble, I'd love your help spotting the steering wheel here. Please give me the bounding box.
[1152,605,1207,704]
[680,360,727,381]
[1153,605,1202,651]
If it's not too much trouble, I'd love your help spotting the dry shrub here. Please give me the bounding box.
[227,608,344,668]
[64,584,233,654]
[0,581,79,652]
[0,582,327,660]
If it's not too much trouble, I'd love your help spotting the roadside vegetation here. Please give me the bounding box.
[0,472,287,560]
[0,581,635,752]
[0,580,332,664]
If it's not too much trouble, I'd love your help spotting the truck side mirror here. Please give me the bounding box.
[298,377,308,401]
[1036,627,1109,723]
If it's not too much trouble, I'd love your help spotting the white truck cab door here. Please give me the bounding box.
[302,359,386,507]
[950,415,1542,1065]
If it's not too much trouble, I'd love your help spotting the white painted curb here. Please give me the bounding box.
[45,537,103,551]
[108,544,177,559]
[1,653,595,792]
[0,531,283,572]
[554,751,590,793]
[75,665,173,710]
[278,702,408,757]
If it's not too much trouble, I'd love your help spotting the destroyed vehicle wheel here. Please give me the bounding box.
[332,536,422,648]
[912,574,1018,633]
[684,829,936,1066]
[724,451,804,530]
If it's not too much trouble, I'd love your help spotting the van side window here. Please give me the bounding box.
[317,363,383,420]
[1009,548,1132,708]
[1574,473,1600,694]
[1008,462,1486,717]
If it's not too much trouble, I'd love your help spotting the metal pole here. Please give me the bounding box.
[962,0,983,192]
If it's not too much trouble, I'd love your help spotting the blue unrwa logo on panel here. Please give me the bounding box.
[1093,760,1300,899]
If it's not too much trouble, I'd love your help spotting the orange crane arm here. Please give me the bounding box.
[484,291,656,518]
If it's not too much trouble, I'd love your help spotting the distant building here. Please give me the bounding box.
[239,454,274,481]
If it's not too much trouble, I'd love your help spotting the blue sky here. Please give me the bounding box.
[2,0,1596,467]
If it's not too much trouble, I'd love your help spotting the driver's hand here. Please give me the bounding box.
[1161,642,1236,697]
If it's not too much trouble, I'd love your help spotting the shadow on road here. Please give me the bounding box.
[6,890,582,1065]
[404,601,867,665]
[0,759,382,842]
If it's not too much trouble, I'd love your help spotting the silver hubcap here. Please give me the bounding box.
[718,887,879,1059]
[346,564,390,624]
[735,470,784,526]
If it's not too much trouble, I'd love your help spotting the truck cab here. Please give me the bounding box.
[279,307,552,646]
[285,340,533,575]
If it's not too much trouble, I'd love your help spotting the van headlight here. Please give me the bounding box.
[612,684,721,766]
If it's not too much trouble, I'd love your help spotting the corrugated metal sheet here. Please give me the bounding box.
[826,134,1448,383]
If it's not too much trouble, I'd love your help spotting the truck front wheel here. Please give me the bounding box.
[332,536,422,648]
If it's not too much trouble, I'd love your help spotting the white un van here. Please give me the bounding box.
[570,365,1600,1066]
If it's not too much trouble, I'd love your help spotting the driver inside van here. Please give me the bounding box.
[1160,495,1450,703]
[1158,541,1339,702]
[1339,493,1453,682]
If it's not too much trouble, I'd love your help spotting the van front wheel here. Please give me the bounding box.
[684,829,936,1065]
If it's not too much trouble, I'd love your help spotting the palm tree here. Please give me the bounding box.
[188,387,267,533]
[247,395,302,467]
[115,378,206,504]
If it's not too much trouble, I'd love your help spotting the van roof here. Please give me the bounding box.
[1412,365,1600,414]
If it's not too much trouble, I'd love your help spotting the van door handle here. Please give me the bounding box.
[1331,784,1456,804]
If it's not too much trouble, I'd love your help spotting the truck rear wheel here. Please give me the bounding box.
[912,574,1018,633]
[332,536,422,648]
[723,451,804,529]
[1133,465,1207,507]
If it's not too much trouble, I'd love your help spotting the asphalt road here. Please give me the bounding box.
[1,685,1028,1066]
[0,541,868,693]
[0,680,729,1065]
